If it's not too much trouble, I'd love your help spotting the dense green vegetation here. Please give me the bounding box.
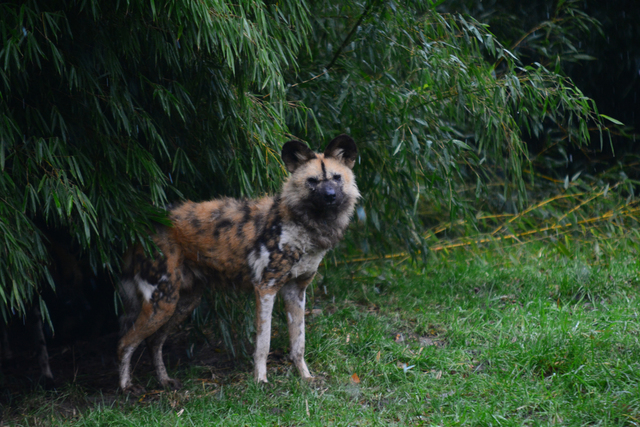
[2,1,639,422]
[2,0,625,318]
[7,242,640,425]
[0,0,310,318]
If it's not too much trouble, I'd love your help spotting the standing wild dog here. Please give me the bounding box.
[117,135,359,392]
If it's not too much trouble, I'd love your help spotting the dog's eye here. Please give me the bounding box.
[333,174,342,182]
[307,177,319,186]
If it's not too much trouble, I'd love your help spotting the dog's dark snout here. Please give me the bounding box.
[323,187,336,203]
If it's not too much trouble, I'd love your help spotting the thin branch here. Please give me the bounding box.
[325,0,380,71]
[289,70,328,88]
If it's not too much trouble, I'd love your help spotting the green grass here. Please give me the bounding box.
[8,243,640,426]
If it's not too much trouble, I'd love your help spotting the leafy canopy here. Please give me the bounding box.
[288,0,604,258]
[0,0,310,319]
[0,0,604,318]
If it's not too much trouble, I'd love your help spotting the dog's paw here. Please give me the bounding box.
[122,384,147,396]
[38,375,56,391]
[254,376,269,384]
[303,374,327,388]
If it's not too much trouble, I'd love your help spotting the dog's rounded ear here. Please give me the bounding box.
[324,134,357,169]
[281,140,317,173]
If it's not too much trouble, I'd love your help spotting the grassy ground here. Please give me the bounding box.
[7,242,640,426]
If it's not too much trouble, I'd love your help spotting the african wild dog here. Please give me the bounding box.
[117,135,359,392]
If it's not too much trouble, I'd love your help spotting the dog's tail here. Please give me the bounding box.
[117,247,142,336]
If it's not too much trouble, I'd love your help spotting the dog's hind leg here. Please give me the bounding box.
[281,277,314,380]
[117,271,180,393]
[145,284,203,390]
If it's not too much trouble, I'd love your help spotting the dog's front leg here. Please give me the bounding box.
[281,278,313,380]
[254,288,278,382]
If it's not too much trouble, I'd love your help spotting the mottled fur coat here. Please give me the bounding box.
[117,135,359,392]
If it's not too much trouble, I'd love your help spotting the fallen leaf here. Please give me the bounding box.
[351,373,360,384]
[375,351,381,363]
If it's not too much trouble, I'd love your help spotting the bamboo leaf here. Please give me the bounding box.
[599,114,623,126]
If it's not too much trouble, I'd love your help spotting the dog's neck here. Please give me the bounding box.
[277,196,355,251]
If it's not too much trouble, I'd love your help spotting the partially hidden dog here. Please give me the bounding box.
[117,135,359,392]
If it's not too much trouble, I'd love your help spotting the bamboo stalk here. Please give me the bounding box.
[335,205,639,265]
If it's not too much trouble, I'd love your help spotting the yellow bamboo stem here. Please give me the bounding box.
[335,205,639,265]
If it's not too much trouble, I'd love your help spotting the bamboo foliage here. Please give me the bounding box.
[0,0,310,319]
[339,171,638,264]
[0,0,617,320]
[287,0,606,259]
